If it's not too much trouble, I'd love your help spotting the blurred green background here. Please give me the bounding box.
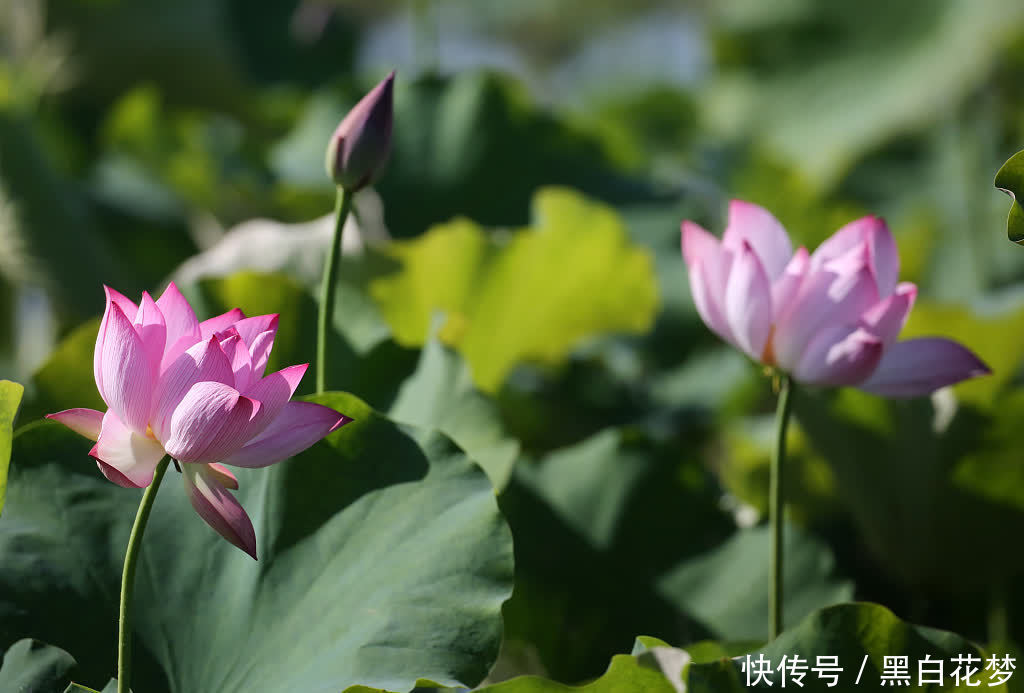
[5,0,1024,686]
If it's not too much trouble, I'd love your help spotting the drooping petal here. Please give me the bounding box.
[859,282,917,346]
[207,462,239,490]
[810,216,898,297]
[155,282,201,366]
[858,338,991,397]
[46,408,104,441]
[771,247,809,321]
[95,459,138,488]
[151,336,235,443]
[724,240,773,359]
[133,291,167,376]
[793,326,884,386]
[94,286,139,402]
[163,381,260,464]
[721,200,793,279]
[97,302,154,434]
[682,222,734,342]
[199,308,245,340]
[90,410,166,488]
[182,463,257,559]
[222,401,349,469]
[772,243,880,371]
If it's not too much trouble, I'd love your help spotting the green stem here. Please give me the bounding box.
[316,187,353,393]
[769,375,795,640]
[118,457,170,693]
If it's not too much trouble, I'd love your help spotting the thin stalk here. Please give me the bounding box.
[769,375,795,640]
[316,187,353,393]
[118,457,170,693]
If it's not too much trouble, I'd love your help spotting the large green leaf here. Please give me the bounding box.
[0,393,513,692]
[996,149,1024,244]
[347,653,680,693]
[389,333,519,490]
[0,378,23,516]
[369,187,660,392]
[472,653,681,693]
[686,603,1009,691]
[0,639,76,693]
[658,524,853,642]
[356,603,1006,692]
[499,427,734,682]
[516,427,732,564]
[498,472,709,685]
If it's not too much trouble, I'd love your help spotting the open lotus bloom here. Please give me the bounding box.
[47,283,351,558]
[681,201,990,395]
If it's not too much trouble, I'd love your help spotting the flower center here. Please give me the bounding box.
[761,326,778,366]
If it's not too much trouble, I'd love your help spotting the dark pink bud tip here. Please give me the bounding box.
[326,70,395,191]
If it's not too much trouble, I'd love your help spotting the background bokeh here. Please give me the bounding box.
[4,0,1024,686]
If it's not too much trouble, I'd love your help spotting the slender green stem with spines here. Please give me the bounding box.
[118,456,170,693]
[769,375,795,640]
[316,187,353,393]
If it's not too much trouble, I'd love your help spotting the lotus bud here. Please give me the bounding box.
[325,70,395,192]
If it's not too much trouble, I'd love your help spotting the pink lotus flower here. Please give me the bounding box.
[681,201,990,395]
[47,283,350,558]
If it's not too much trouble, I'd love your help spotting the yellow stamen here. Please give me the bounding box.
[761,325,778,367]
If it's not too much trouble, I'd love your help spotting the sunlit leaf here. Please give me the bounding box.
[995,149,1024,244]
[686,603,1009,691]
[370,187,659,391]
[0,393,513,692]
[0,378,23,516]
